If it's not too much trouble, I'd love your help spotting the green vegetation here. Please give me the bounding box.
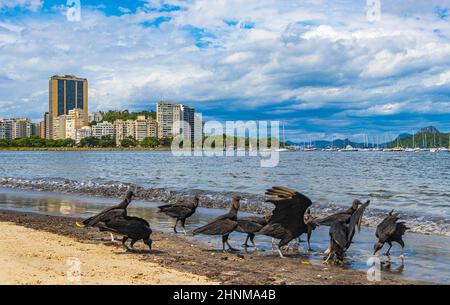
[0,136,75,148]
[202,134,284,149]
[140,137,160,148]
[99,110,156,123]
[120,137,138,148]
[387,131,450,148]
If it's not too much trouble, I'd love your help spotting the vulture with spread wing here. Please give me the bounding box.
[325,200,370,264]
[76,189,134,241]
[373,210,408,259]
[257,186,312,257]
[158,195,199,234]
[193,195,241,251]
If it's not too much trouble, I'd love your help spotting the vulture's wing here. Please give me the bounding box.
[236,217,266,234]
[347,201,370,243]
[163,205,193,219]
[265,186,312,235]
[82,206,125,227]
[317,213,351,226]
[376,213,399,242]
[157,204,174,212]
[101,216,151,237]
[193,218,238,235]
[330,221,348,248]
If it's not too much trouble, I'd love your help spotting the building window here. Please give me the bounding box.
[77,81,84,109]
[66,80,76,113]
[57,80,65,116]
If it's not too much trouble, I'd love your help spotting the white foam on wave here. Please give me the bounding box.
[0,177,448,236]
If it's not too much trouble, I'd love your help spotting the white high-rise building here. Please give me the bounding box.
[75,126,92,143]
[65,109,86,140]
[0,120,12,140]
[92,122,115,138]
[134,116,148,141]
[156,102,181,139]
[52,115,66,140]
[114,119,135,145]
[11,118,31,139]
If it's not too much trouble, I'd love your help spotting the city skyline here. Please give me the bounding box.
[0,1,449,142]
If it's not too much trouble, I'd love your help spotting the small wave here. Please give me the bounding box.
[0,177,449,236]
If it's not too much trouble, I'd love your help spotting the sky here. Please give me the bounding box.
[0,0,449,142]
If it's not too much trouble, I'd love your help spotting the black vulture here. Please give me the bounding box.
[317,199,365,227]
[373,210,408,259]
[257,186,312,258]
[76,189,134,241]
[97,215,152,252]
[324,201,370,264]
[192,195,241,252]
[235,215,268,248]
[158,195,199,234]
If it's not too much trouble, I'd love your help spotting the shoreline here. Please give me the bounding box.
[0,210,414,285]
[0,147,172,151]
[1,180,448,237]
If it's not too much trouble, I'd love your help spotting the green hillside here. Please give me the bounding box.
[387,126,450,148]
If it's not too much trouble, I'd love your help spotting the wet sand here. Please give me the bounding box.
[0,210,413,285]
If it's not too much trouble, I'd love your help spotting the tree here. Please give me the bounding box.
[140,137,159,148]
[120,136,138,147]
[98,135,116,147]
[0,139,11,147]
[159,137,173,147]
[79,136,100,147]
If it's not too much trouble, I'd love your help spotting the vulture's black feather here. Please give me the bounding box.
[158,195,199,234]
[193,196,241,251]
[257,186,312,257]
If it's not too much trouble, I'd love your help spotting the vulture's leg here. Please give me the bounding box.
[224,234,238,252]
[384,242,393,257]
[173,219,179,234]
[180,219,187,235]
[143,238,152,251]
[222,235,228,252]
[110,233,118,242]
[249,234,256,248]
[242,235,250,247]
[271,238,276,249]
[277,247,285,258]
[399,240,405,261]
[121,236,130,251]
[307,231,313,251]
[130,239,138,250]
[323,251,333,264]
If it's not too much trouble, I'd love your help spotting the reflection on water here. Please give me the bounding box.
[1,187,450,284]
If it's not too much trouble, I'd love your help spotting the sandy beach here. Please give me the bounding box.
[0,220,214,285]
[0,210,414,285]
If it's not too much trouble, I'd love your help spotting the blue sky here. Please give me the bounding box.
[0,0,449,142]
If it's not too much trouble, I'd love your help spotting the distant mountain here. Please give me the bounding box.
[419,126,440,134]
[387,126,449,148]
[397,133,412,140]
[286,126,449,149]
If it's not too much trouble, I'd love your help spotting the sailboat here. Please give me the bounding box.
[405,131,416,152]
[275,122,290,152]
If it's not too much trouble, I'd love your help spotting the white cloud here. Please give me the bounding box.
[0,0,449,127]
[0,0,42,11]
